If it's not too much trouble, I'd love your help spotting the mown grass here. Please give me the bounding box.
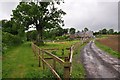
[95,41,120,59]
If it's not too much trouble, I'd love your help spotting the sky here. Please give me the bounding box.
[0,0,119,32]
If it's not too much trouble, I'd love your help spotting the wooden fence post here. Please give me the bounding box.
[42,51,45,70]
[63,57,70,80]
[53,58,56,70]
[38,48,41,67]
[32,43,36,57]
[69,47,71,60]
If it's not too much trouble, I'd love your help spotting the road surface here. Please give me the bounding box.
[81,41,120,78]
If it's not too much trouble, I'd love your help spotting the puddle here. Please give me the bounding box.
[82,41,119,78]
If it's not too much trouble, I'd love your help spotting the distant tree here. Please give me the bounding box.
[108,29,114,34]
[63,28,68,34]
[77,30,80,33]
[55,27,64,36]
[12,1,66,45]
[69,28,76,34]
[118,31,120,34]
[114,31,118,34]
[93,31,99,35]
[84,27,89,32]
[102,28,107,34]
[99,30,102,34]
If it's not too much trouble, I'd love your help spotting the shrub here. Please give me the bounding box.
[26,30,37,41]
[2,32,22,53]
[56,35,69,40]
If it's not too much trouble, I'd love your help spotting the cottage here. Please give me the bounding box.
[69,31,94,40]
[75,31,94,38]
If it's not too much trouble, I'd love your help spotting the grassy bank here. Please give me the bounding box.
[95,41,120,59]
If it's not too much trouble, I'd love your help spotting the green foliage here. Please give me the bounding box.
[2,32,22,46]
[70,28,76,34]
[12,1,66,45]
[93,31,99,35]
[2,32,22,53]
[2,20,24,36]
[108,29,114,34]
[26,30,37,41]
[113,31,118,34]
[118,31,120,34]
[102,28,107,34]
[42,27,68,40]
[55,35,69,40]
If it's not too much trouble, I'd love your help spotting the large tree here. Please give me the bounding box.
[12,1,66,45]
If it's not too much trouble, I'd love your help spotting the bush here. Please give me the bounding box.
[26,30,37,41]
[56,35,69,40]
[2,32,22,53]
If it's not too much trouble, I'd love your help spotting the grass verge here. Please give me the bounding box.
[71,42,87,78]
[95,41,120,59]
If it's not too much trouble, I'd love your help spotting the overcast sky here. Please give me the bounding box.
[0,0,119,31]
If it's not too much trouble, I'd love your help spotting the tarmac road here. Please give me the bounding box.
[81,40,120,78]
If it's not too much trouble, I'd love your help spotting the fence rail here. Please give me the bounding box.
[31,42,79,80]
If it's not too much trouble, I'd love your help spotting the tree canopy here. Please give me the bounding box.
[12,1,66,45]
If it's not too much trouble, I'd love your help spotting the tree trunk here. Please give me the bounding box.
[36,25,44,46]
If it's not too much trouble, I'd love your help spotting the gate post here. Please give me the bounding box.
[42,51,45,70]
[38,48,41,67]
[53,58,56,70]
[63,57,70,80]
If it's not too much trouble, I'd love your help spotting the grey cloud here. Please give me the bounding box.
[61,1,118,31]
[0,0,119,31]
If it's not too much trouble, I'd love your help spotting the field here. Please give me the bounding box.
[2,40,85,78]
[96,35,120,58]
[96,35,119,52]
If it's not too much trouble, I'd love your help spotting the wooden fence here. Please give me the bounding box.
[31,42,79,80]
